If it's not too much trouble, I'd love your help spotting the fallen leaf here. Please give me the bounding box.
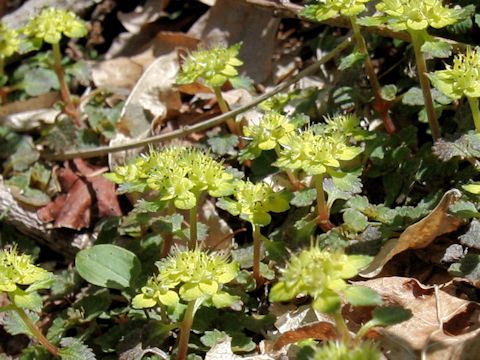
[53,177,92,230]
[205,336,273,360]
[354,277,480,357]
[360,189,463,278]
[117,0,167,34]
[91,57,144,89]
[273,322,337,350]
[200,199,233,251]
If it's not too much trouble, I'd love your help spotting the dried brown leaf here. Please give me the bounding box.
[360,189,463,278]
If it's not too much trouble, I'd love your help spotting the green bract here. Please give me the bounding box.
[301,0,371,22]
[132,250,239,309]
[0,247,53,293]
[269,247,371,313]
[239,112,301,160]
[0,22,20,59]
[429,47,480,100]
[106,147,236,210]
[313,341,380,360]
[23,8,88,44]
[372,0,463,32]
[217,180,290,226]
[275,129,362,176]
[176,43,243,87]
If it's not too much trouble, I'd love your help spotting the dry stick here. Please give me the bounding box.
[42,37,354,161]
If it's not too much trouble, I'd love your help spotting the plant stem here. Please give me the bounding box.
[314,174,333,231]
[52,42,81,127]
[13,305,59,357]
[252,225,262,285]
[176,300,196,360]
[332,311,351,345]
[410,31,441,141]
[161,202,175,257]
[188,204,198,250]
[467,96,480,132]
[350,16,396,134]
[213,86,241,136]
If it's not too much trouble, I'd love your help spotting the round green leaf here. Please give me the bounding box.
[370,306,412,326]
[75,245,141,290]
[344,286,383,307]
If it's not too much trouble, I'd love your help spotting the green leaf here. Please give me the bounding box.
[449,253,480,283]
[380,84,397,101]
[206,132,239,156]
[23,68,59,96]
[1,310,39,337]
[75,245,141,289]
[11,288,43,311]
[201,329,228,347]
[343,208,368,232]
[402,87,424,106]
[344,286,383,306]
[338,51,366,70]
[421,40,452,58]
[369,306,412,327]
[290,188,317,207]
[449,200,479,219]
[459,219,480,250]
[59,337,96,360]
[433,132,480,162]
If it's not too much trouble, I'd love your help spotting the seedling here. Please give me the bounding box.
[132,249,239,360]
[23,8,88,125]
[301,0,397,134]
[366,0,464,140]
[270,246,411,349]
[177,43,244,135]
[312,340,381,360]
[275,114,363,230]
[217,180,290,284]
[0,247,58,356]
[429,46,480,132]
[106,147,236,250]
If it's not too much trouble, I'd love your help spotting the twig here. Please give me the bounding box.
[41,36,354,161]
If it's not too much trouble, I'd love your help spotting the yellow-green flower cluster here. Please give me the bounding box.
[177,43,243,87]
[373,0,463,32]
[240,112,300,160]
[0,247,53,293]
[275,129,362,176]
[106,147,236,210]
[23,8,88,44]
[429,47,480,100]
[217,181,290,226]
[269,247,370,313]
[301,0,371,22]
[132,249,239,309]
[313,341,380,360]
[0,22,20,60]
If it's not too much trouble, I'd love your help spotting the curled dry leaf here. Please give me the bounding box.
[360,189,464,278]
[273,322,337,350]
[354,277,480,358]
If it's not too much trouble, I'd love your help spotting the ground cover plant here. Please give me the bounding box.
[2,0,480,359]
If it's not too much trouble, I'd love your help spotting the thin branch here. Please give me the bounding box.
[41,36,354,161]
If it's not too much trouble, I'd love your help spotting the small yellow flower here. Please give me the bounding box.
[301,0,371,22]
[429,47,480,100]
[23,8,88,44]
[0,22,20,59]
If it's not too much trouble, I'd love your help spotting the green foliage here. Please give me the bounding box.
[58,338,96,360]
[176,43,243,87]
[313,341,381,360]
[75,244,142,290]
[239,111,303,160]
[370,0,464,32]
[301,0,371,22]
[132,249,239,309]
[429,46,480,100]
[217,180,290,226]
[269,247,371,313]
[23,8,88,45]
[0,246,53,295]
[0,22,20,60]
